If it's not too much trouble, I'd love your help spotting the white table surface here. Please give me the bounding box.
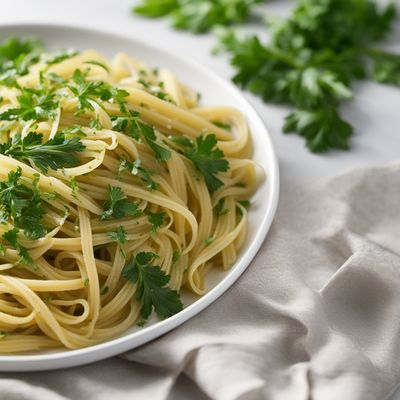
[0,0,399,398]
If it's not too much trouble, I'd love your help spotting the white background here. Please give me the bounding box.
[0,0,399,398]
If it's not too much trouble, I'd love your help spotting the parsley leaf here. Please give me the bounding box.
[0,132,85,174]
[111,111,141,140]
[0,87,58,121]
[84,60,110,73]
[101,185,142,220]
[215,198,229,216]
[0,37,43,83]
[283,107,353,152]
[370,50,400,86]
[148,211,166,231]
[42,48,78,65]
[3,227,32,265]
[107,225,127,245]
[0,167,46,240]
[133,0,262,33]
[122,251,183,320]
[172,133,229,192]
[118,159,159,191]
[67,69,129,114]
[111,111,171,161]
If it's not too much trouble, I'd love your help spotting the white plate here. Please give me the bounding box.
[0,23,279,371]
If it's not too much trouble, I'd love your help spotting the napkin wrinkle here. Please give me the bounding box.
[0,379,69,400]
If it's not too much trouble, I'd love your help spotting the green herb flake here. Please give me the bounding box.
[83,60,110,73]
[215,198,229,216]
[100,286,109,295]
[69,177,78,198]
[204,236,215,246]
[172,250,181,265]
[43,48,78,65]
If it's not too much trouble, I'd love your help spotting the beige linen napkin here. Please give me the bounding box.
[1,162,400,400]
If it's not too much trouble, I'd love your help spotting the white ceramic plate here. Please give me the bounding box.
[0,23,279,371]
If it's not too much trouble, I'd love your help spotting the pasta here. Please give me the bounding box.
[0,41,262,352]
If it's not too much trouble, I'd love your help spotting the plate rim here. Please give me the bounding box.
[0,22,280,370]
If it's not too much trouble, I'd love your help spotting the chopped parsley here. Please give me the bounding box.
[0,87,59,121]
[83,60,110,73]
[0,167,46,240]
[147,211,166,231]
[67,69,129,115]
[215,198,229,216]
[69,177,78,198]
[111,111,171,161]
[118,159,159,191]
[3,227,32,265]
[0,37,43,83]
[236,199,250,216]
[100,286,109,295]
[0,132,85,174]
[172,250,181,265]
[212,121,231,130]
[204,236,215,246]
[101,185,142,220]
[138,78,170,101]
[122,251,183,320]
[43,48,78,65]
[172,133,229,192]
[107,225,127,245]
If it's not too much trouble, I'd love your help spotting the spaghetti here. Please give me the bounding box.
[0,43,262,352]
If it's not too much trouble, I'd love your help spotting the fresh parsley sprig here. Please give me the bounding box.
[218,0,400,152]
[171,133,229,192]
[133,0,262,33]
[0,132,85,174]
[122,251,183,320]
